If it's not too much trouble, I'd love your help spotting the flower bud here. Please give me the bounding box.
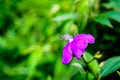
[94,51,103,59]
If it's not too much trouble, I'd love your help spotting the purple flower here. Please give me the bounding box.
[62,34,95,64]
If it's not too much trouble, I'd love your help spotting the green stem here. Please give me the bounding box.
[86,70,88,80]
[81,56,101,80]
[81,56,88,80]
[81,56,88,64]
[81,56,95,64]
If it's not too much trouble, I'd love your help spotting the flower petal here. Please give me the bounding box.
[72,47,84,59]
[73,34,95,44]
[70,34,95,59]
[62,42,73,64]
[70,39,86,59]
[85,34,95,44]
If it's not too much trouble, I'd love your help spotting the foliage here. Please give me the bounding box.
[0,0,120,80]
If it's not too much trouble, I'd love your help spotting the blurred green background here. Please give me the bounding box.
[0,0,120,80]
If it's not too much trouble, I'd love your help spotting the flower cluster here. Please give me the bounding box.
[62,34,95,64]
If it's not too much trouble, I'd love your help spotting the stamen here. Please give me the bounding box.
[62,34,73,42]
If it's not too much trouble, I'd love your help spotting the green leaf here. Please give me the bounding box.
[53,13,78,22]
[94,16,113,28]
[47,75,52,80]
[83,52,99,77]
[63,20,74,33]
[102,1,120,10]
[71,62,86,75]
[77,0,90,31]
[101,11,120,22]
[100,56,120,77]
[88,72,95,80]
[27,46,43,74]
[54,60,70,80]
[117,71,120,76]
